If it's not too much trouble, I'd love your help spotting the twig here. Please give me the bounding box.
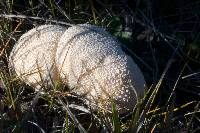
[0,14,74,26]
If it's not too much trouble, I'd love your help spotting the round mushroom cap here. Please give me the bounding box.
[56,24,146,114]
[9,25,66,89]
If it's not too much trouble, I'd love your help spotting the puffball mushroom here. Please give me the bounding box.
[56,24,146,114]
[9,24,146,114]
[9,25,66,89]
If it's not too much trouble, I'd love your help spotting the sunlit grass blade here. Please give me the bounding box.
[111,101,122,133]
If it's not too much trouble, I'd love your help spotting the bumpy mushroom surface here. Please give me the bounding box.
[56,24,146,114]
[9,25,66,89]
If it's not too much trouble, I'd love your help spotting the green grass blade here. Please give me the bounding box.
[111,101,122,133]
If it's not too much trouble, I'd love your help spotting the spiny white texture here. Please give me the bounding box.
[9,25,66,88]
[56,24,146,114]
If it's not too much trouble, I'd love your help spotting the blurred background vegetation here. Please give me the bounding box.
[0,0,200,132]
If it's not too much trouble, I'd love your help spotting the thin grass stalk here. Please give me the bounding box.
[128,100,142,133]
[0,70,18,120]
[0,20,23,58]
[111,101,122,133]
[186,101,200,132]
[88,0,97,24]
[54,1,72,22]
[131,57,174,132]
[166,63,187,106]
[65,111,69,133]
[58,97,88,133]
[49,0,55,17]
[0,14,74,26]
[7,0,14,13]
[27,121,45,133]
[28,0,35,16]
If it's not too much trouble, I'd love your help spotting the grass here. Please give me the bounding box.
[0,0,200,132]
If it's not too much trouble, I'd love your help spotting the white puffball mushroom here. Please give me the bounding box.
[9,25,66,89]
[9,24,146,114]
[56,24,146,114]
